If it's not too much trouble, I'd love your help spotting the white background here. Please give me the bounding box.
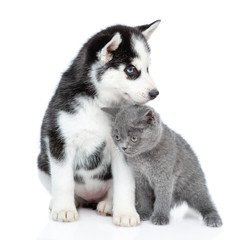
[0,0,246,239]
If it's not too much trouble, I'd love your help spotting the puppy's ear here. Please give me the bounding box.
[101,107,120,119]
[133,109,156,128]
[137,20,161,41]
[99,33,122,63]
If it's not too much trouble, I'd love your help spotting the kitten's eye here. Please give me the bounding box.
[131,136,138,142]
[114,135,120,141]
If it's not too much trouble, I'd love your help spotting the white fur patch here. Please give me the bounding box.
[112,146,140,226]
[131,36,151,69]
[58,98,112,151]
[49,148,78,222]
[38,169,51,193]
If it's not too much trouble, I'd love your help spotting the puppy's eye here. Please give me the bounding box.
[131,136,138,142]
[124,65,139,77]
[115,135,120,141]
[126,66,136,74]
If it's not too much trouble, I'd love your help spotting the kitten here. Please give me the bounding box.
[102,105,223,227]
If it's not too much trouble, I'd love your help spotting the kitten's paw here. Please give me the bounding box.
[97,200,113,217]
[138,211,152,221]
[203,212,223,227]
[52,207,78,222]
[151,215,169,225]
[113,211,140,227]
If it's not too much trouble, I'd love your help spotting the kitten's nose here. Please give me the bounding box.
[122,147,127,151]
[149,89,159,100]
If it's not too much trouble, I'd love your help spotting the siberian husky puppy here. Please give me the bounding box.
[38,20,160,226]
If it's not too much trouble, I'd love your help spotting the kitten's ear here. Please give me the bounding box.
[101,107,120,119]
[136,20,161,41]
[134,109,156,128]
[99,33,122,63]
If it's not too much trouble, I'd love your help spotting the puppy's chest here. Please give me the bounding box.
[58,100,112,152]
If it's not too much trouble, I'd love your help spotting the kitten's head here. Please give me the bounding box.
[102,105,162,156]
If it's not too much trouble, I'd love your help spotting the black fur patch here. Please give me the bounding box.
[37,128,51,174]
[48,128,65,160]
[93,164,112,181]
[37,152,50,175]
[75,142,106,171]
[74,174,85,184]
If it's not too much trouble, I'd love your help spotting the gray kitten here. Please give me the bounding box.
[102,105,222,227]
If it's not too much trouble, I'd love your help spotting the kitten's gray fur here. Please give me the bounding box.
[102,105,222,227]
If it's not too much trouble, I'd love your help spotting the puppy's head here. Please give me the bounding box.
[87,20,161,105]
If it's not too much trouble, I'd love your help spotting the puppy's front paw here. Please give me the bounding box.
[151,215,169,225]
[113,211,140,227]
[52,207,78,222]
[97,200,113,216]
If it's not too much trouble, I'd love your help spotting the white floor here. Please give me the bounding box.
[2,176,245,240]
[36,203,242,240]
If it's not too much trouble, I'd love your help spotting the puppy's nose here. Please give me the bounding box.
[149,89,159,100]
[122,147,127,151]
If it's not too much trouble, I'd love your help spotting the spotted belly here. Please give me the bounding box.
[73,141,112,203]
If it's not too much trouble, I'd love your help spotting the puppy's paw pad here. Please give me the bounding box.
[52,209,78,222]
[204,212,223,227]
[113,213,140,227]
[97,200,113,217]
[151,215,169,225]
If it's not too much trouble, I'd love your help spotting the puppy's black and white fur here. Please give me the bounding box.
[37,21,160,226]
